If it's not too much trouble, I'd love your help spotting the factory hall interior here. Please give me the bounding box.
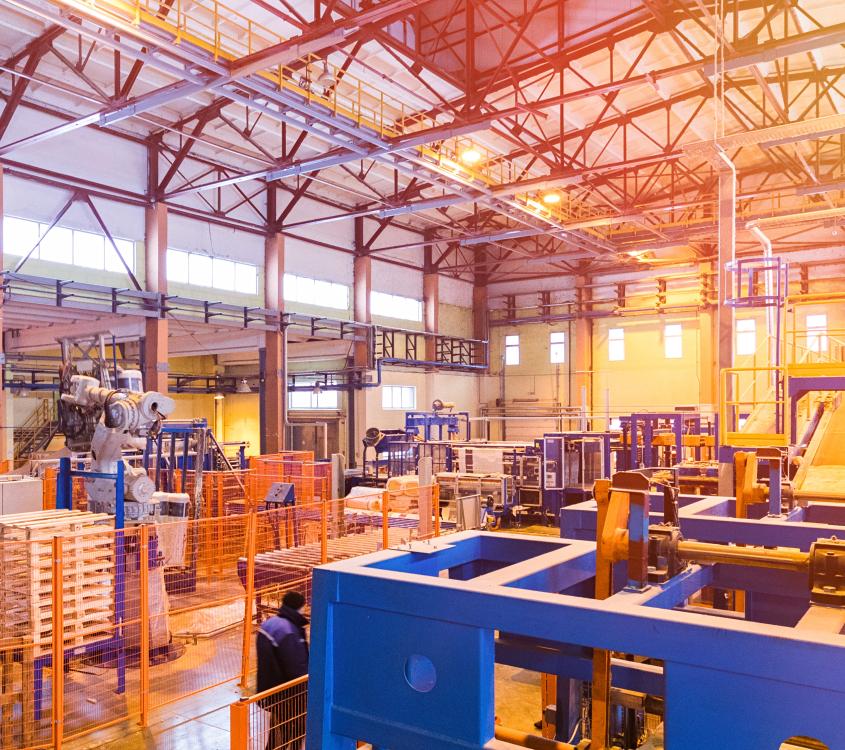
[0,0,845,749]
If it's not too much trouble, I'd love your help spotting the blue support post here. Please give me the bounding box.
[114,461,126,695]
[57,456,72,509]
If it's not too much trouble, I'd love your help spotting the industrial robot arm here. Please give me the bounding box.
[61,374,176,506]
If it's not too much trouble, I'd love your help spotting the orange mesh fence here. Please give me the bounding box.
[0,482,443,747]
[230,675,308,750]
[60,525,138,743]
[248,453,330,510]
[147,513,251,712]
[0,531,54,749]
[41,466,88,511]
[175,469,253,516]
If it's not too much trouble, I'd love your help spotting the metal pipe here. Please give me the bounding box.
[494,725,580,750]
[678,540,809,571]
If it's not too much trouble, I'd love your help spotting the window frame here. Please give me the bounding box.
[283,272,350,310]
[806,313,829,354]
[664,323,683,359]
[371,290,423,322]
[288,388,339,410]
[504,334,520,366]
[382,384,417,410]
[608,327,625,362]
[549,331,566,364]
[735,318,757,357]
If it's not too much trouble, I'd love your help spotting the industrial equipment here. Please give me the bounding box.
[405,404,470,442]
[305,467,845,750]
[435,471,513,528]
[0,475,43,515]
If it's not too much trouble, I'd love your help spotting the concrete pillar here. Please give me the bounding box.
[472,285,488,342]
[263,232,286,453]
[698,262,718,412]
[143,203,169,393]
[352,239,372,466]
[353,254,372,367]
[423,272,439,362]
[573,276,592,426]
[0,165,8,463]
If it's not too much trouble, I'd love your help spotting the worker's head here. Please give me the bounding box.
[282,590,306,613]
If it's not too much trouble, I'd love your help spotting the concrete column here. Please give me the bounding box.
[573,277,592,427]
[423,272,439,362]
[351,249,372,466]
[143,202,169,393]
[263,232,286,453]
[0,165,8,462]
[698,262,718,412]
[472,244,490,361]
[353,254,372,367]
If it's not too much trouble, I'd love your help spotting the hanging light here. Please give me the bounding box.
[316,59,336,89]
[236,378,252,394]
[312,382,323,395]
[541,191,561,205]
[460,147,483,166]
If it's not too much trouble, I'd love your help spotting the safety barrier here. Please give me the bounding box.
[229,676,308,750]
[720,366,788,448]
[0,484,442,748]
[248,454,331,510]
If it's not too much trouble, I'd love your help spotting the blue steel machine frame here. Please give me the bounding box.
[307,480,845,750]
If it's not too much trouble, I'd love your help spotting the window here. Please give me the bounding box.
[505,335,520,366]
[234,262,257,294]
[371,290,422,322]
[283,273,349,310]
[167,249,189,280]
[550,331,566,363]
[664,324,683,359]
[382,385,416,410]
[188,253,213,287]
[38,225,72,264]
[608,328,625,361]
[3,216,40,256]
[167,247,257,294]
[288,389,339,409]
[73,230,105,269]
[736,319,756,356]
[807,313,828,353]
[105,238,135,273]
[3,215,136,272]
[212,257,235,291]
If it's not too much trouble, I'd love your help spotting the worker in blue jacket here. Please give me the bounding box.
[257,590,309,750]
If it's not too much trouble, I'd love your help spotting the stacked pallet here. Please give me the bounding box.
[0,510,115,657]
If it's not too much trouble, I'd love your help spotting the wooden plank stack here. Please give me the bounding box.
[0,510,115,657]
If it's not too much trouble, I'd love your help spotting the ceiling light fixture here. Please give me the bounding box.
[541,191,561,205]
[316,59,335,89]
[236,378,252,394]
[459,147,483,166]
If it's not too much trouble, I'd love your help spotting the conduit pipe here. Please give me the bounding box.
[494,724,582,750]
[749,223,779,383]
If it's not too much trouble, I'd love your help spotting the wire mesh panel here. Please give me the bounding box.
[177,469,253,516]
[60,526,137,743]
[231,675,308,750]
[0,535,52,749]
[41,466,88,511]
[148,514,250,711]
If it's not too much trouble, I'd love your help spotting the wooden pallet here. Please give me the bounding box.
[0,510,115,657]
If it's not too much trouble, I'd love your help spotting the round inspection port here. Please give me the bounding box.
[403,654,437,693]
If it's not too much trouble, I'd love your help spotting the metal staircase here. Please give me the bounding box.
[14,399,59,460]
